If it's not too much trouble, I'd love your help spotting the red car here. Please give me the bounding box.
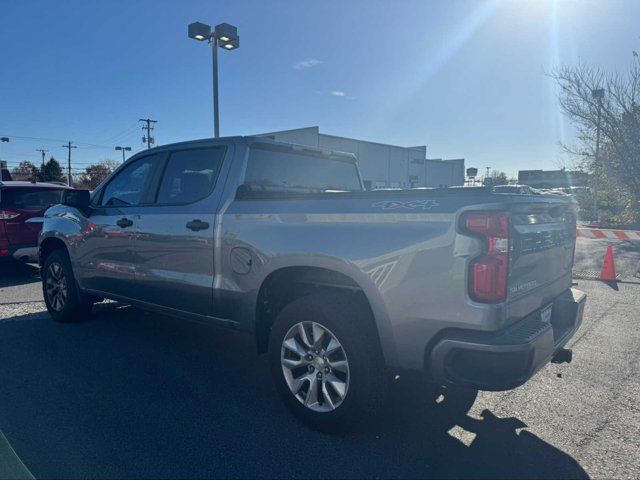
[0,181,72,263]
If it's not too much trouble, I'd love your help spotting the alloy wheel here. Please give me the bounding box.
[46,262,68,312]
[280,321,350,412]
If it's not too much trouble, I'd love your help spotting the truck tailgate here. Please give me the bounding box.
[508,199,576,303]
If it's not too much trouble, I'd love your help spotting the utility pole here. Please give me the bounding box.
[139,118,157,149]
[592,88,605,223]
[36,148,49,167]
[61,141,77,186]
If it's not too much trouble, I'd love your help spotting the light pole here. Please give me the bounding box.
[188,21,240,138]
[115,146,132,163]
[0,137,8,181]
[0,137,8,161]
[592,88,605,222]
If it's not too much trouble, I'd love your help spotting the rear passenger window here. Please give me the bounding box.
[155,148,225,205]
[244,144,362,194]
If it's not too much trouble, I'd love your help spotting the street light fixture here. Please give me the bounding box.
[1,137,9,164]
[188,20,240,138]
[591,88,605,222]
[188,22,211,41]
[115,146,132,163]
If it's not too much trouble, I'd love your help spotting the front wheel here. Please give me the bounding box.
[269,293,387,432]
[42,249,93,322]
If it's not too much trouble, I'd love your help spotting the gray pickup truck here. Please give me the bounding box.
[39,136,585,430]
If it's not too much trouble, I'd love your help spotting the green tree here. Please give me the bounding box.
[38,157,65,183]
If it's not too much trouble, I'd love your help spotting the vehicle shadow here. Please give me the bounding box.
[0,305,588,479]
[0,262,40,287]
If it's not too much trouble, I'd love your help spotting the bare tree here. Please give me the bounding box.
[10,161,38,181]
[551,58,640,223]
[76,159,119,190]
[490,170,509,186]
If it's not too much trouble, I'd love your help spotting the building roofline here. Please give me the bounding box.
[253,126,428,153]
[319,131,426,152]
[253,126,320,138]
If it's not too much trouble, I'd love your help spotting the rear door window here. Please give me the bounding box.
[244,144,362,194]
[155,148,225,205]
[0,188,65,211]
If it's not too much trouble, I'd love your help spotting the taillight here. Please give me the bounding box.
[463,212,509,303]
[0,210,20,220]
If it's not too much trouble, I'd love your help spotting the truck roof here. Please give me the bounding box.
[137,135,359,164]
[0,180,72,189]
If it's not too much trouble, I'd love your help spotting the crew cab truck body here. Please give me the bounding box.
[39,137,585,430]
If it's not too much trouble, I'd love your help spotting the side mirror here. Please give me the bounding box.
[62,189,91,210]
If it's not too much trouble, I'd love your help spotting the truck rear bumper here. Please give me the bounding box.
[429,288,586,391]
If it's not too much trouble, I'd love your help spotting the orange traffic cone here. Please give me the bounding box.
[600,243,617,281]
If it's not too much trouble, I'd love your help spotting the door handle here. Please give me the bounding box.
[117,217,133,228]
[186,219,210,231]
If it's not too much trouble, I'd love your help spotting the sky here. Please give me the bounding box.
[1,0,639,178]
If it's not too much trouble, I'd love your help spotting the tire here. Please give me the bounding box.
[42,249,93,323]
[268,293,387,432]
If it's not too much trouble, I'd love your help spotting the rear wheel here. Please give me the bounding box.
[269,293,387,432]
[42,249,93,322]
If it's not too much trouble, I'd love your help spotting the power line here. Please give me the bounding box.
[61,141,77,186]
[99,122,141,145]
[2,158,114,168]
[0,134,114,150]
[138,118,157,149]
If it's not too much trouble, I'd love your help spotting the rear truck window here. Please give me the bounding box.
[0,187,65,211]
[243,143,362,194]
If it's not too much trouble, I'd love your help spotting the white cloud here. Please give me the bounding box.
[293,58,322,70]
[330,90,346,97]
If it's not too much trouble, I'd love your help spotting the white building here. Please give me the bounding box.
[254,126,465,190]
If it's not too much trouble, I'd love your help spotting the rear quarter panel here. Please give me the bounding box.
[217,191,517,371]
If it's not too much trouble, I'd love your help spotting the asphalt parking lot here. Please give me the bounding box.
[0,238,639,479]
